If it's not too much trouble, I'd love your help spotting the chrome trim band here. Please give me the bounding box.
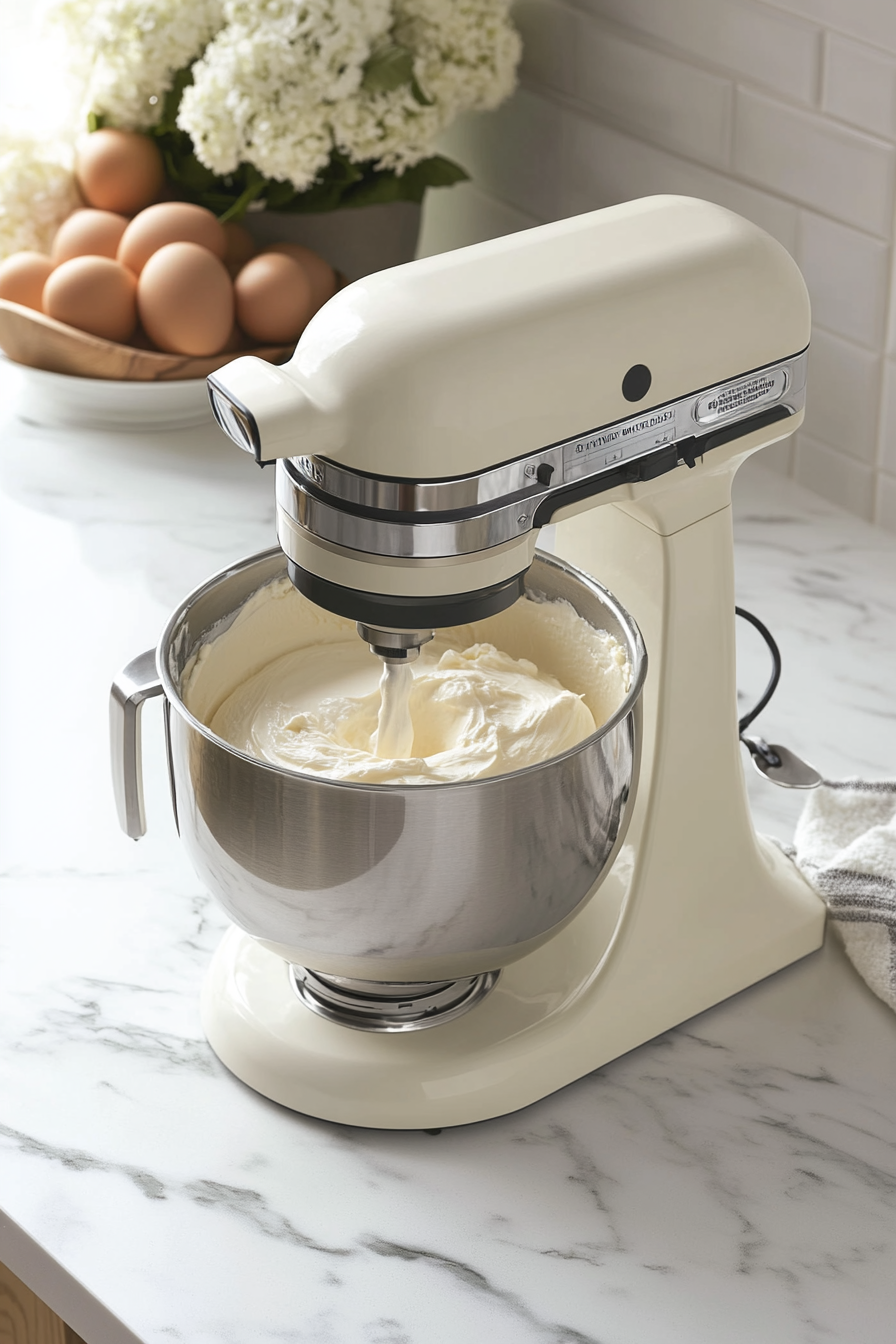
[277,468,543,558]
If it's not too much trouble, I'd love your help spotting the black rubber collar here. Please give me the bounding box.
[287,562,526,629]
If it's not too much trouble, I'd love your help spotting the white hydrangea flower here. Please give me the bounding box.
[179,0,393,190]
[0,136,79,260]
[333,0,520,174]
[405,0,522,114]
[329,88,439,175]
[51,0,224,131]
[182,0,519,190]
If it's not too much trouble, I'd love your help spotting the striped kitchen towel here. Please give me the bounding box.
[791,780,896,1013]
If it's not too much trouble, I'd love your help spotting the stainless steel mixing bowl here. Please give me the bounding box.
[111,548,646,982]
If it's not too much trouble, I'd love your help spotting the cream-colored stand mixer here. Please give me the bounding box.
[117,196,825,1128]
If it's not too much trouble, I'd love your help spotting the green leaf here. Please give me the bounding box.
[264,154,467,212]
[324,149,366,186]
[410,76,433,107]
[278,178,351,213]
[194,191,253,213]
[263,179,300,211]
[86,111,106,132]
[408,155,469,189]
[174,149,216,189]
[156,64,194,135]
[218,177,267,224]
[263,151,364,214]
[362,43,415,94]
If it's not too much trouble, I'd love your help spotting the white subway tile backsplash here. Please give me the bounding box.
[733,89,896,235]
[885,250,896,357]
[793,433,876,517]
[801,328,881,462]
[569,0,822,104]
[563,111,799,250]
[797,212,889,349]
[874,472,896,531]
[756,435,797,474]
[515,0,579,93]
[823,34,896,138]
[443,86,798,253]
[517,2,734,168]
[437,89,567,222]
[417,183,540,259]
[875,358,896,475]
[765,0,896,57]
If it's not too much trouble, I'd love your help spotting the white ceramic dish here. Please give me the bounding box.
[2,355,212,431]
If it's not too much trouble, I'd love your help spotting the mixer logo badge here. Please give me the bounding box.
[696,369,787,425]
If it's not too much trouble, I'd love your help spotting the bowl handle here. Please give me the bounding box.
[110,650,164,839]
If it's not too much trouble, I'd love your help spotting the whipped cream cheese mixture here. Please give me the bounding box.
[184,576,630,786]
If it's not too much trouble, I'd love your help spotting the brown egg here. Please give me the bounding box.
[52,209,130,264]
[235,253,316,344]
[222,222,257,277]
[43,256,137,342]
[75,129,165,215]
[137,241,233,356]
[118,202,227,276]
[0,252,54,311]
[263,242,337,313]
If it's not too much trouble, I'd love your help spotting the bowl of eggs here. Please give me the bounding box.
[0,129,337,431]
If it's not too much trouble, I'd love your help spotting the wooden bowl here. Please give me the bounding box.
[0,300,293,381]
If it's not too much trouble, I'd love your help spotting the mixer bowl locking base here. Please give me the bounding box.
[290,965,500,1032]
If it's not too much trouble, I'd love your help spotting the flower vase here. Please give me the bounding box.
[243,201,422,283]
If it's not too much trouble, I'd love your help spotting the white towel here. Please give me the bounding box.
[789,780,896,1012]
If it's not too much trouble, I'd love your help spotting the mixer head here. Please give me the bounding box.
[207,196,811,642]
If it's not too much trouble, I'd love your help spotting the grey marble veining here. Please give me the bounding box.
[1,374,896,1344]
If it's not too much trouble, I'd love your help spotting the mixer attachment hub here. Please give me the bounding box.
[290,966,500,1033]
[356,623,434,664]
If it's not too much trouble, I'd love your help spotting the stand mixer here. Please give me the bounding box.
[114,195,826,1128]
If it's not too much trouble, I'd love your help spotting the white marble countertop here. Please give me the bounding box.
[1,370,896,1344]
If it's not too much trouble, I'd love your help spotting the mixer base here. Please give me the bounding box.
[201,833,825,1129]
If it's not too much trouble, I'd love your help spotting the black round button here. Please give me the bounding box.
[622,364,652,402]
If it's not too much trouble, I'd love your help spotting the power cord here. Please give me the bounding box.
[735,606,822,789]
[735,605,781,736]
